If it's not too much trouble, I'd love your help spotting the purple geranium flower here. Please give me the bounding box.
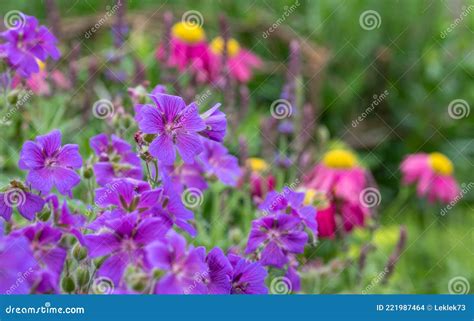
[12,223,67,293]
[136,94,206,165]
[0,233,38,294]
[199,103,227,142]
[150,181,196,236]
[245,214,308,268]
[228,254,268,294]
[199,139,241,186]
[90,133,143,186]
[0,185,44,221]
[259,187,318,235]
[18,130,83,196]
[0,14,60,78]
[84,213,170,285]
[205,247,232,294]
[146,232,207,294]
[95,178,162,214]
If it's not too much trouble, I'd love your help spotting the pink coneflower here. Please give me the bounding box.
[304,149,374,237]
[209,37,262,83]
[401,152,459,204]
[157,21,210,78]
[304,149,367,204]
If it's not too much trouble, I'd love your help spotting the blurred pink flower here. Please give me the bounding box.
[156,21,211,79]
[401,152,459,204]
[209,37,262,83]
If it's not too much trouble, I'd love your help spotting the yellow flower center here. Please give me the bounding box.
[322,149,357,169]
[35,58,46,72]
[246,158,268,172]
[428,152,453,175]
[210,37,241,57]
[171,22,205,44]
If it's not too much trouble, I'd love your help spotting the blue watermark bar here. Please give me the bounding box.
[0,295,472,321]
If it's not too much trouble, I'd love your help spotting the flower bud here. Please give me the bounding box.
[72,244,88,262]
[61,276,76,293]
[76,268,90,287]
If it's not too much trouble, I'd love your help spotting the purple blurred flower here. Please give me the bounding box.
[199,103,227,142]
[84,213,170,285]
[18,130,83,196]
[146,232,207,294]
[259,187,318,235]
[0,186,44,221]
[205,247,232,294]
[245,214,308,268]
[0,14,60,78]
[90,133,143,186]
[198,139,241,186]
[228,254,268,294]
[136,94,206,165]
[0,234,38,294]
[12,223,66,293]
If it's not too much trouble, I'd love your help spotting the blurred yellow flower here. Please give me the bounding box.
[246,158,268,172]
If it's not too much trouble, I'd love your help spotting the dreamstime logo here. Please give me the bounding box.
[1,89,34,125]
[262,0,301,38]
[448,276,470,294]
[440,182,473,216]
[84,1,123,39]
[181,188,203,208]
[270,277,292,294]
[359,10,381,30]
[92,277,114,294]
[447,99,470,119]
[440,5,474,39]
[5,267,35,294]
[362,267,389,294]
[92,99,115,119]
[359,187,381,208]
[270,99,293,119]
[4,10,26,30]
[352,90,389,127]
[3,188,26,208]
[181,10,204,29]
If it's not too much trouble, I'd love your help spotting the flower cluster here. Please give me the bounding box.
[0,13,60,78]
[157,21,262,84]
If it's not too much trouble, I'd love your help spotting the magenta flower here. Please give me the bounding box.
[90,133,143,186]
[0,185,44,221]
[136,94,206,165]
[0,14,60,78]
[146,232,207,294]
[304,149,367,204]
[84,213,170,285]
[401,152,460,203]
[18,130,83,196]
[156,22,211,79]
[228,254,268,294]
[246,214,308,268]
